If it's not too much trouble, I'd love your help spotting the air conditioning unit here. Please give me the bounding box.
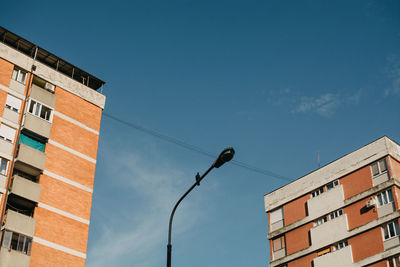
[44,82,55,92]
[366,198,376,208]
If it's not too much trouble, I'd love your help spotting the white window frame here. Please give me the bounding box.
[27,99,54,123]
[311,187,324,198]
[377,189,394,207]
[5,94,22,113]
[371,158,388,177]
[383,220,400,240]
[329,209,343,220]
[326,180,339,191]
[11,67,27,84]
[314,216,328,226]
[388,255,400,267]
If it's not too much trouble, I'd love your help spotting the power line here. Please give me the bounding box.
[102,112,291,181]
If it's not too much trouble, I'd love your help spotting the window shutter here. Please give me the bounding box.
[0,124,16,143]
[270,208,283,224]
[6,94,22,112]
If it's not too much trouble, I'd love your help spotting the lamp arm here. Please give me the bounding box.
[167,165,214,267]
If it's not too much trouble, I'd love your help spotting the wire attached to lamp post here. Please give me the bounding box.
[166,147,235,267]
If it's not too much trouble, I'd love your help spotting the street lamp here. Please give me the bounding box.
[167,147,235,267]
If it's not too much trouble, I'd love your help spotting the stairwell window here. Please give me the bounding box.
[329,209,343,220]
[28,99,53,122]
[12,67,27,84]
[377,189,394,206]
[371,158,387,177]
[311,187,324,198]
[383,220,400,240]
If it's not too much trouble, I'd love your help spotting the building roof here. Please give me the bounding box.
[0,26,105,91]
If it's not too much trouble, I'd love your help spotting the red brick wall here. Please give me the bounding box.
[341,166,373,199]
[344,197,378,230]
[283,194,310,226]
[349,227,383,262]
[30,242,85,267]
[0,58,13,87]
[287,253,316,267]
[285,222,313,255]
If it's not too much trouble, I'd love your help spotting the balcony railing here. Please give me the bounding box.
[22,113,52,139]
[0,246,31,267]
[4,210,36,237]
[15,144,46,176]
[10,175,41,203]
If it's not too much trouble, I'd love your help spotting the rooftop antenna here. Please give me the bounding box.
[317,151,320,168]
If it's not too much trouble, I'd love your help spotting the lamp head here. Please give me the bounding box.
[213,147,235,168]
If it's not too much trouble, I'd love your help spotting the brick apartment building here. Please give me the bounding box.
[264,137,400,267]
[0,26,105,266]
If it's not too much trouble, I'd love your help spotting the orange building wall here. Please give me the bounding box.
[54,87,102,131]
[34,207,89,253]
[349,227,383,262]
[30,242,85,267]
[0,58,13,87]
[344,197,378,230]
[50,116,99,159]
[38,175,92,220]
[287,253,316,267]
[44,143,96,188]
[285,222,313,255]
[390,156,400,182]
[283,194,310,226]
[341,166,373,199]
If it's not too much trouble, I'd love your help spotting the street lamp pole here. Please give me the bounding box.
[166,148,235,267]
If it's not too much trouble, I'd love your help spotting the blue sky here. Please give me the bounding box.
[2,0,400,266]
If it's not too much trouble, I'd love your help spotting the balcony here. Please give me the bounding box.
[30,84,56,108]
[313,245,353,267]
[4,209,36,237]
[14,144,46,176]
[22,113,51,139]
[9,79,26,95]
[307,185,344,218]
[310,215,348,249]
[0,138,13,156]
[272,248,286,261]
[384,236,400,250]
[2,108,19,124]
[10,175,41,203]
[373,172,389,186]
[378,202,395,218]
[0,246,30,267]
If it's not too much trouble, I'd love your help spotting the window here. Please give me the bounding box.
[377,189,394,206]
[326,180,339,191]
[329,209,343,220]
[333,240,348,251]
[388,255,400,267]
[383,220,400,240]
[0,158,9,176]
[5,94,22,113]
[312,187,324,198]
[272,236,285,252]
[371,159,387,176]
[314,216,328,226]
[1,230,32,256]
[28,99,53,122]
[11,67,27,84]
[0,124,16,143]
[270,207,283,226]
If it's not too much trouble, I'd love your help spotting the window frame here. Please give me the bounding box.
[1,230,32,256]
[27,98,54,123]
[376,188,394,207]
[0,123,16,143]
[383,220,400,241]
[329,209,343,220]
[5,94,22,113]
[326,180,339,191]
[371,158,388,177]
[333,240,348,251]
[311,187,324,198]
[0,157,9,176]
[11,67,27,84]
[272,235,285,252]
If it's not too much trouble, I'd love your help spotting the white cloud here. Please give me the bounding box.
[384,55,400,96]
[87,146,209,267]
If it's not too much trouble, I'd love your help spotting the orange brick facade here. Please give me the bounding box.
[265,138,400,267]
[0,29,105,267]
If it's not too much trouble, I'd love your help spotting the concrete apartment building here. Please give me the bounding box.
[265,137,400,267]
[0,26,105,266]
